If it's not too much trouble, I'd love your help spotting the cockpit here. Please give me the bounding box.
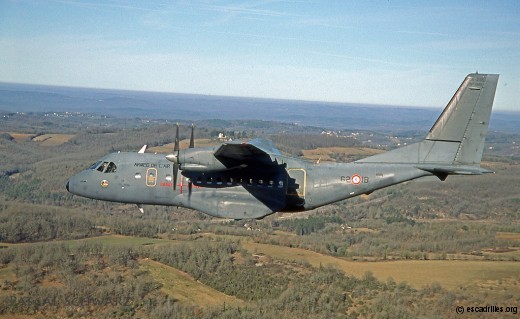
[89,161,117,173]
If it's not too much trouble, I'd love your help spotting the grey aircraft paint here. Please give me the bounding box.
[67,73,499,220]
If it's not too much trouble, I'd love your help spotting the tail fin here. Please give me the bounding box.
[358,73,499,170]
[426,73,499,164]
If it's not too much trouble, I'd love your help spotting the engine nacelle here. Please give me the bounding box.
[167,148,230,172]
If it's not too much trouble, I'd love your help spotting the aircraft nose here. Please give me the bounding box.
[66,180,70,192]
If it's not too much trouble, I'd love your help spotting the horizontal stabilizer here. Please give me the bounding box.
[415,164,493,181]
[415,164,493,175]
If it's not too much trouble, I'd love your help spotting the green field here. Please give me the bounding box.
[301,146,384,161]
[2,132,75,145]
[6,233,517,297]
[140,258,244,307]
[32,133,75,146]
[243,242,520,293]
[149,138,219,153]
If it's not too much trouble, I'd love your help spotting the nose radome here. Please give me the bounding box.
[66,180,70,192]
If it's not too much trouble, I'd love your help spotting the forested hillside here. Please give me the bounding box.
[0,112,518,318]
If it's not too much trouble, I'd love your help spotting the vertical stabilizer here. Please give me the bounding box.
[357,73,499,167]
[426,73,499,164]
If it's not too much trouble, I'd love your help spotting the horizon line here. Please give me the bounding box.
[0,80,517,114]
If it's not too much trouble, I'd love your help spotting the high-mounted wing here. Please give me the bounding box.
[175,138,287,219]
[214,138,283,167]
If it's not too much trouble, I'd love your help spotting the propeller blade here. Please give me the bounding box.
[189,124,195,148]
[173,123,180,190]
[188,124,194,199]
[174,123,180,153]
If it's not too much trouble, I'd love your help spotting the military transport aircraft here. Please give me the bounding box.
[67,73,499,219]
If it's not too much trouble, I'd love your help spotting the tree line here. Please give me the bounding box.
[3,238,516,318]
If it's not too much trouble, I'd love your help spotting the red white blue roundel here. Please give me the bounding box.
[351,174,362,185]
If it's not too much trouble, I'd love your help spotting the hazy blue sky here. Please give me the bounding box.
[1,0,518,110]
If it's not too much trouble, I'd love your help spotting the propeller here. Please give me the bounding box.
[165,123,195,194]
[171,123,180,190]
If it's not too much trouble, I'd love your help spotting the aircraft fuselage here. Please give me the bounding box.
[67,149,429,219]
[66,73,499,220]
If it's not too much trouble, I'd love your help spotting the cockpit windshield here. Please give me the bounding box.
[89,161,102,170]
[89,161,117,173]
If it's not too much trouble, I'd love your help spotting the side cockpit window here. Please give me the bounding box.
[93,161,117,173]
[105,162,117,173]
[97,162,108,172]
